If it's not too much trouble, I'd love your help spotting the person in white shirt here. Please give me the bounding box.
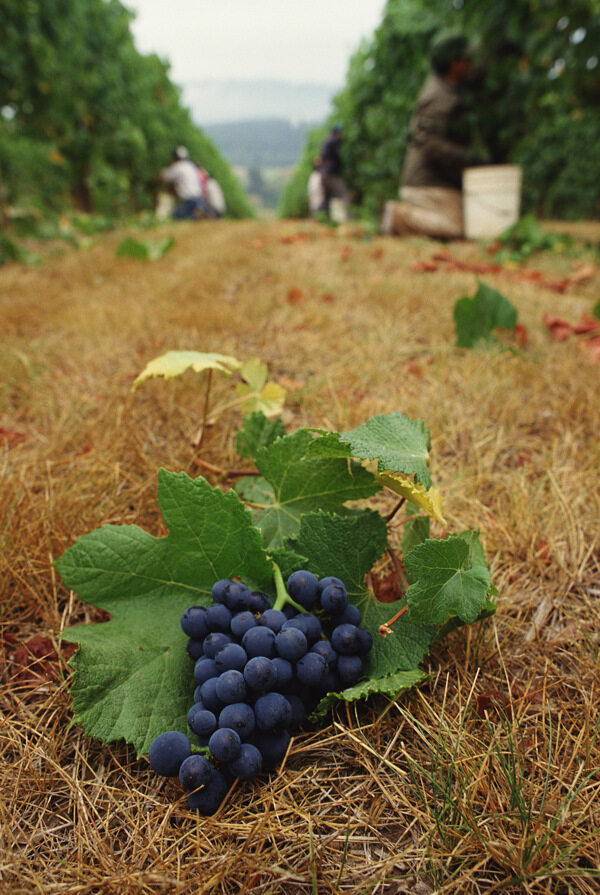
[160,146,210,219]
[205,174,226,218]
[307,157,326,216]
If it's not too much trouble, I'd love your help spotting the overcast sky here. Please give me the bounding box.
[125,0,387,87]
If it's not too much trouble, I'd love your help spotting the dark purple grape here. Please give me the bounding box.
[275,627,308,662]
[318,576,345,594]
[242,625,276,658]
[258,609,287,633]
[180,606,209,640]
[281,614,321,645]
[230,610,257,639]
[211,579,233,604]
[332,603,362,627]
[356,628,373,655]
[227,743,262,780]
[320,582,349,615]
[186,768,228,814]
[248,591,271,613]
[186,638,205,661]
[296,651,326,687]
[206,603,233,632]
[251,730,291,765]
[199,677,224,714]
[244,656,278,691]
[218,702,255,740]
[224,581,252,612]
[310,640,337,669]
[148,730,191,777]
[214,643,247,673]
[286,570,320,608]
[215,670,247,705]
[193,656,218,685]
[208,727,241,762]
[203,632,232,658]
[187,705,217,738]
[271,657,293,689]
[254,692,292,731]
[179,753,212,792]
[285,694,305,728]
[331,624,361,655]
[337,654,363,686]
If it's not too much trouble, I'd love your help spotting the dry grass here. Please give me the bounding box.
[1,217,599,894]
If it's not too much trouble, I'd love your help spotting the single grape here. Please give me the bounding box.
[215,669,247,705]
[218,703,256,740]
[337,654,363,686]
[199,677,224,714]
[187,703,217,737]
[203,632,232,659]
[224,581,252,612]
[243,655,278,691]
[193,685,204,703]
[227,742,263,781]
[282,603,297,619]
[331,624,361,655]
[252,730,291,765]
[206,603,233,633]
[281,614,321,646]
[258,609,287,633]
[242,625,276,659]
[248,591,271,613]
[318,575,345,594]
[275,627,308,662]
[230,610,257,639]
[208,727,241,762]
[214,643,248,673]
[320,582,349,615]
[286,569,320,608]
[148,730,191,777]
[180,606,209,640]
[254,692,293,731]
[193,656,218,685]
[332,603,362,627]
[296,651,326,687]
[271,657,293,689]
[211,579,233,604]
[186,768,228,814]
[178,753,212,792]
[186,639,205,661]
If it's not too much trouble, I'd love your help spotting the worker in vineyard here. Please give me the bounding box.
[381,32,487,239]
[307,157,326,217]
[319,124,351,221]
[159,146,211,220]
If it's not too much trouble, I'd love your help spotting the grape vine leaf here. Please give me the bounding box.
[400,504,430,556]
[453,281,518,348]
[55,470,274,756]
[312,668,429,719]
[377,472,445,525]
[236,411,286,459]
[132,350,242,390]
[307,415,432,488]
[286,511,435,675]
[234,429,379,550]
[404,531,492,626]
[235,358,287,419]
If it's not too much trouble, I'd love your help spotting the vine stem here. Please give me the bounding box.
[271,563,305,614]
[193,368,213,448]
[190,457,260,479]
[379,605,408,638]
[385,497,406,522]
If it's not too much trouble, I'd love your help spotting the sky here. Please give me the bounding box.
[125,0,387,122]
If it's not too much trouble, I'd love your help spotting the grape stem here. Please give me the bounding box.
[271,562,306,614]
[379,604,408,638]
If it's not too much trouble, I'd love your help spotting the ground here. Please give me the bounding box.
[1,217,599,894]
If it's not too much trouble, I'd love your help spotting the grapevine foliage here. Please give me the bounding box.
[55,411,496,756]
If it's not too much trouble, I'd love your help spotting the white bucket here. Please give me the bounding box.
[462,165,522,240]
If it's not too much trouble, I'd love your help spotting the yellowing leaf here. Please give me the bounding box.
[377,472,446,525]
[235,357,286,418]
[132,350,242,390]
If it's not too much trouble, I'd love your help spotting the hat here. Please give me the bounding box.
[331,123,343,134]
[174,145,189,160]
[430,32,471,73]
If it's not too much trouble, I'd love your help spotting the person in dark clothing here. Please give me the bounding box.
[319,124,351,220]
[382,33,487,238]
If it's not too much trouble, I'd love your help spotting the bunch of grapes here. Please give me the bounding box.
[148,570,373,815]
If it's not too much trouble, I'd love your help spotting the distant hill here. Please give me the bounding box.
[203,118,319,169]
[183,78,335,126]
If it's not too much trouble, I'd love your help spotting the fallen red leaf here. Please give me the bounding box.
[9,635,78,685]
[372,247,384,260]
[320,292,335,303]
[412,259,439,272]
[572,313,600,335]
[287,286,304,304]
[371,567,402,604]
[544,314,572,341]
[0,426,26,445]
[340,246,351,261]
[514,323,529,346]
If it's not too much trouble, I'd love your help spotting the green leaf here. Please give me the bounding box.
[132,350,242,390]
[287,511,434,675]
[592,299,600,321]
[235,358,286,418]
[400,508,430,555]
[116,235,174,261]
[340,412,432,487]
[404,531,491,626]
[312,668,429,719]
[236,412,286,460]
[235,429,379,550]
[55,470,274,756]
[453,281,518,348]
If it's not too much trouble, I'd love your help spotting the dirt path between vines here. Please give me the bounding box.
[1,218,600,894]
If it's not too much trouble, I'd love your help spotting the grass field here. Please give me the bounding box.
[1,217,600,894]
